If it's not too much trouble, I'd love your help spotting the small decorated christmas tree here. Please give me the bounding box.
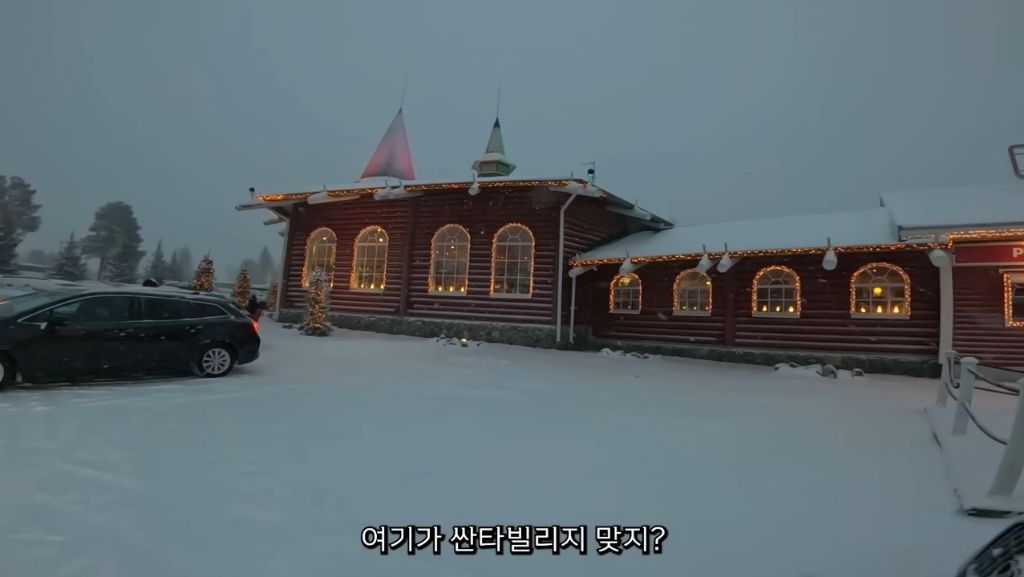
[266,280,279,312]
[301,271,331,336]
[192,255,215,292]
[233,265,251,307]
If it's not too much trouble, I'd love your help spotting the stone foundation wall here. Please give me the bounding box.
[274,309,939,377]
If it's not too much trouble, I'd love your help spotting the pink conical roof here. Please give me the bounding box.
[361,108,416,181]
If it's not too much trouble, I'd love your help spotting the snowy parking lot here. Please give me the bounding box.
[0,320,1015,576]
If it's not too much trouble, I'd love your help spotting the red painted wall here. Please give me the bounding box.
[953,266,1024,366]
[584,251,941,356]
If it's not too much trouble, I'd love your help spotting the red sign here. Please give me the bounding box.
[955,242,1024,266]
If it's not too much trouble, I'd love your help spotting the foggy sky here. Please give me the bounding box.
[2,0,1023,272]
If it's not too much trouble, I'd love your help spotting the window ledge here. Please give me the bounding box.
[428,291,468,297]
[350,288,385,294]
[610,309,641,315]
[752,311,800,319]
[490,293,532,300]
[673,310,712,317]
[851,312,910,320]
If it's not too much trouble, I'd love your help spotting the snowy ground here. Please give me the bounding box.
[0,321,1016,576]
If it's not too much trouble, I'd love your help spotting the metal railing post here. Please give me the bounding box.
[989,377,1024,498]
[953,357,979,435]
[937,351,953,408]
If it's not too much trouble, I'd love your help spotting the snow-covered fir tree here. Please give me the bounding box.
[144,240,169,282]
[51,233,87,281]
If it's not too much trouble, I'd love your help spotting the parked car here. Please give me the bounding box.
[0,288,260,387]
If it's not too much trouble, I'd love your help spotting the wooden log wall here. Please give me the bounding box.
[281,186,636,325]
[586,250,941,356]
[953,267,1024,366]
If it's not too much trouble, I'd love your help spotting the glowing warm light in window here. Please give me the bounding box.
[350,226,388,292]
[850,262,911,318]
[302,227,337,288]
[609,273,642,313]
[1004,273,1024,328]
[673,269,712,315]
[752,266,800,318]
[490,224,534,297]
[429,225,470,295]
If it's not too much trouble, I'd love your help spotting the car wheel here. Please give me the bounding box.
[0,354,14,390]
[194,344,235,378]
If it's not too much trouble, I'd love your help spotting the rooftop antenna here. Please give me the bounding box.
[581,161,596,184]
[495,86,502,117]
[400,76,408,109]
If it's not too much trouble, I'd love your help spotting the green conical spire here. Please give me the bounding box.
[472,116,516,177]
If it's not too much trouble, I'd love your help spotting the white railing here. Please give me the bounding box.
[938,352,1024,498]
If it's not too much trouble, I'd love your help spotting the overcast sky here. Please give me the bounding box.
[2,0,1023,272]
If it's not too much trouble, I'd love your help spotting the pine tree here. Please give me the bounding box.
[82,201,143,281]
[106,242,144,283]
[144,240,168,282]
[301,271,331,336]
[0,176,42,273]
[167,249,181,281]
[52,233,87,281]
[233,265,251,307]
[257,246,275,284]
[192,255,215,292]
[176,246,194,282]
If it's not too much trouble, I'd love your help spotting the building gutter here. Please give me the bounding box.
[555,192,579,344]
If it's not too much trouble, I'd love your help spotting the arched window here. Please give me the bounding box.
[350,226,388,291]
[429,225,470,295]
[752,266,800,317]
[610,273,642,313]
[851,263,910,318]
[673,269,712,315]
[302,227,337,288]
[490,224,534,297]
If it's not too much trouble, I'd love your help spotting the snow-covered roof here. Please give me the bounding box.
[882,183,1024,230]
[575,208,900,262]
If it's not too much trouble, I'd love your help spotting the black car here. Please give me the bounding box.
[0,288,260,387]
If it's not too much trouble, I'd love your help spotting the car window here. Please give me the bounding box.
[192,302,228,318]
[140,297,227,320]
[48,296,132,324]
[0,290,81,318]
[140,297,192,321]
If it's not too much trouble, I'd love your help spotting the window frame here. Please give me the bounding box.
[609,273,643,314]
[1004,272,1024,328]
[752,266,801,318]
[350,225,389,293]
[20,294,136,325]
[672,269,712,316]
[850,262,911,319]
[301,227,337,289]
[428,224,471,296]
[489,223,535,299]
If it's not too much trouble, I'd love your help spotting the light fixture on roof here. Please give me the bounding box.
[822,237,838,271]
[695,245,714,273]
[468,173,480,196]
[1010,144,1024,179]
[619,253,643,275]
[716,244,735,273]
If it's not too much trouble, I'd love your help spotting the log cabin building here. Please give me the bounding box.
[238,109,1024,376]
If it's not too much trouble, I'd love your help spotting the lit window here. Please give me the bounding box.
[851,263,911,318]
[302,227,337,288]
[350,226,388,292]
[752,266,800,317]
[429,225,470,295]
[1005,273,1024,328]
[610,273,642,313]
[673,269,712,315]
[490,224,534,297]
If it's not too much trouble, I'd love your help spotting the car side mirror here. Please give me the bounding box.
[42,318,69,331]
